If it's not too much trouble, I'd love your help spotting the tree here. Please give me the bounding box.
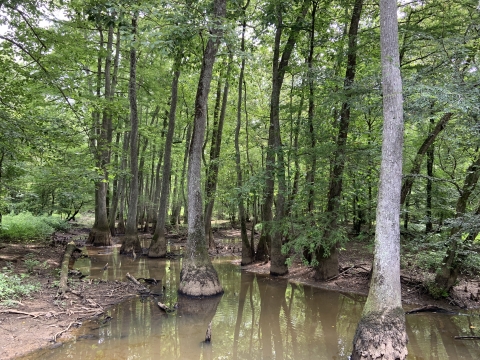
[149,54,182,257]
[120,14,142,255]
[351,0,408,358]
[178,0,226,297]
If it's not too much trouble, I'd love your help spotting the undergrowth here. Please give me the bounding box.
[0,269,40,305]
[0,212,70,242]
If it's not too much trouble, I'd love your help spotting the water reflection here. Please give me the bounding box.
[22,248,480,360]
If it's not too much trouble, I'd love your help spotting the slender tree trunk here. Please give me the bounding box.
[88,26,112,246]
[120,16,141,255]
[351,0,408,357]
[181,120,192,225]
[400,112,452,205]
[205,54,232,249]
[305,1,317,215]
[178,0,226,297]
[149,55,182,257]
[235,13,253,265]
[258,0,310,273]
[315,0,363,280]
[426,119,435,233]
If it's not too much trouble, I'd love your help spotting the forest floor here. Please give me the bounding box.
[0,224,479,359]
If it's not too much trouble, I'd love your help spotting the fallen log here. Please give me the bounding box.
[455,336,480,340]
[57,241,80,297]
[126,272,148,293]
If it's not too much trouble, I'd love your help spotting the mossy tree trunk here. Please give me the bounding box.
[178,0,225,297]
[352,0,407,357]
[120,15,141,255]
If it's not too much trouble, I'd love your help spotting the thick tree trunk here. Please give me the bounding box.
[149,55,181,257]
[120,16,142,255]
[178,0,226,297]
[352,0,407,357]
[315,0,363,279]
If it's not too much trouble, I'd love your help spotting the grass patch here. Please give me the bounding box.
[0,212,70,242]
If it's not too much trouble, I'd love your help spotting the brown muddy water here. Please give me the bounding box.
[24,244,480,359]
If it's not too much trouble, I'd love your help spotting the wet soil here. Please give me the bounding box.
[0,225,479,359]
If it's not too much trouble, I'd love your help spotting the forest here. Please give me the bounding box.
[0,0,479,358]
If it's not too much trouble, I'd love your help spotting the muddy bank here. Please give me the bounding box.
[0,230,146,360]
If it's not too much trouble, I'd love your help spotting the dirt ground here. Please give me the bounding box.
[0,225,479,359]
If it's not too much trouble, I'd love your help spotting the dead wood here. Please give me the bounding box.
[157,302,170,312]
[405,305,456,315]
[205,320,212,343]
[455,336,480,340]
[57,241,80,297]
[126,272,148,293]
[53,321,82,342]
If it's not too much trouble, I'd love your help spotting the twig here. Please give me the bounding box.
[53,321,82,342]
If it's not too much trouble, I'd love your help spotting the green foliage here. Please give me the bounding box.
[0,213,68,242]
[0,270,40,304]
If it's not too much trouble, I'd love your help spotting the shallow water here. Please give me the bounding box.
[24,246,480,359]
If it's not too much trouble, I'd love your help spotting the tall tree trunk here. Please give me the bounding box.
[88,25,113,246]
[180,121,192,225]
[149,55,182,257]
[235,12,253,266]
[425,118,435,233]
[258,0,311,274]
[400,112,452,205]
[120,15,141,255]
[314,0,363,280]
[305,0,317,215]
[205,54,232,249]
[178,0,226,297]
[351,0,408,357]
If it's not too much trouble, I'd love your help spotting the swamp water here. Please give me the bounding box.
[25,245,480,359]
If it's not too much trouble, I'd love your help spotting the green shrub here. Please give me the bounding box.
[42,215,71,232]
[0,271,40,304]
[0,212,65,242]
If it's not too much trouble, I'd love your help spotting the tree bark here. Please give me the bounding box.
[149,55,182,257]
[120,15,142,255]
[352,0,408,357]
[178,0,226,297]
[315,0,363,280]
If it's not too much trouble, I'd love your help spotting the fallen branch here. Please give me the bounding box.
[328,263,370,281]
[53,321,82,342]
[455,336,480,340]
[157,302,170,312]
[405,305,456,315]
[126,272,148,292]
[0,310,45,318]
